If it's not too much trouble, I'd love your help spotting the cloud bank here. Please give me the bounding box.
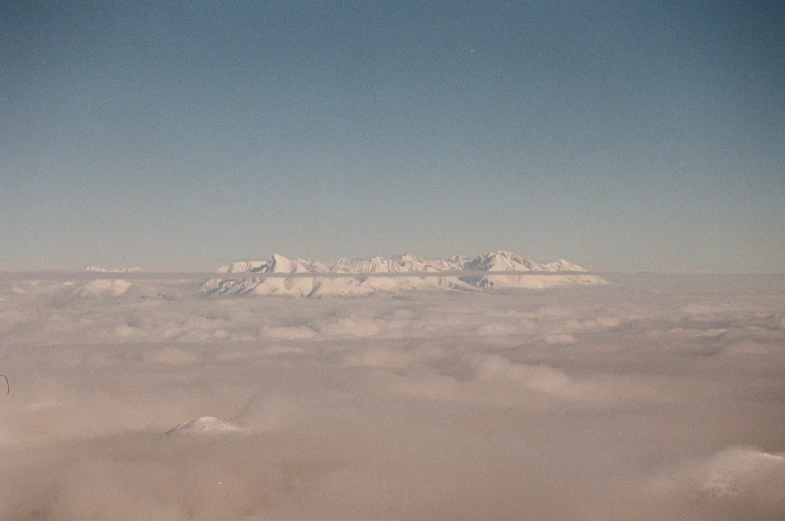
[1,274,783,520]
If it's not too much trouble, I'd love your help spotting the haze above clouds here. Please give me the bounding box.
[2,274,784,520]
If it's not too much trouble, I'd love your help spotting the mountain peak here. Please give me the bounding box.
[540,259,587,272]
[268,253,295,273]
[465,251,535,272]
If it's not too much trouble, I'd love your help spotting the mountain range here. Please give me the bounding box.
[84,265,143,273]
[216,251,587,275]
[203,251,606,297]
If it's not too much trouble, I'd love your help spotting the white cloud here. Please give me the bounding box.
[1,274,784,520]
[652,447,785,520]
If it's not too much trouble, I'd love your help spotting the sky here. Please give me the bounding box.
[2,0,784,272]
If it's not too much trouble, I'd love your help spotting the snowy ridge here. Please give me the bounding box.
[217,251,588,275]
[85,265,143,273]
[161,417,247,437]
[204,251,605,297]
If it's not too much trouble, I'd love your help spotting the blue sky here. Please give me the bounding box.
[2,1,783,272]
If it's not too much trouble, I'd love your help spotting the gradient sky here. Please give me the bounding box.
[2,1,783,272]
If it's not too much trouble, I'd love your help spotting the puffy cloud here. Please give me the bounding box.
[1,274,784,520]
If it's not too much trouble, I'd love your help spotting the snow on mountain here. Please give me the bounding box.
[540,259,588,272]
[215,251,588,275]
[460,274,600,290]
[217,260,268,273]
[463,251,538,271]
[218,254,446,275]
[84,265,142,273]
[161,417,247,437]
[204,252,605,297]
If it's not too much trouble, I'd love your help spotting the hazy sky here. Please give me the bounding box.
[2,1,783,272]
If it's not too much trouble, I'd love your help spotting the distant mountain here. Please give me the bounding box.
[203,251,605,297]
[84,265,142,273]
[217,251,587,274]
[161,417,247,438]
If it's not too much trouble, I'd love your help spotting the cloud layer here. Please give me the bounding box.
[1,274,784,520]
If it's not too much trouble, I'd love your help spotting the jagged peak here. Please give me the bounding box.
[216,252,588,274]
[399,253,423,263]
[540,259,587,272]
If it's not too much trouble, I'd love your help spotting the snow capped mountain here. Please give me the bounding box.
[161,417,247,437]
[204,252,604,297]
[219,253,443,275]
[217,260,268,273]
[215,251,588,275]
[84,265,142,273]
[540,259,587,272]
[463,251,539,272]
